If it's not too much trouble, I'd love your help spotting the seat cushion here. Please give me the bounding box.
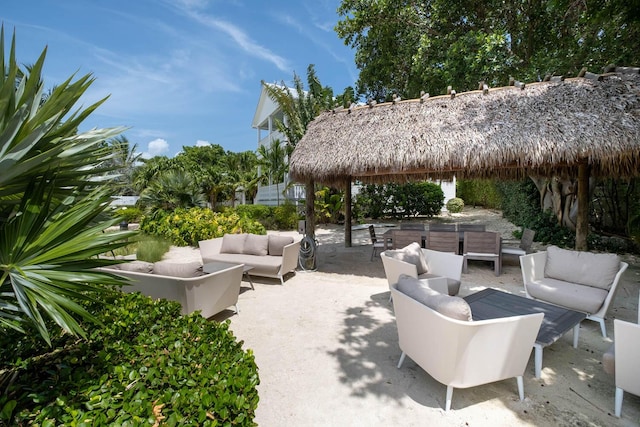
[418,273,461,296]
[206,253,282,276]
[544,245,620,290]
[526,277,608,314]
[153,261,204,278]
[385,242,429,275]
[397,274,472,321]
[243,234,269,256]
[220,233,248,254]
[268,235,294,256]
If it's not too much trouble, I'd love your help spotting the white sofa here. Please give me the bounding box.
[520,245,628,337]
[390,279,543,411]
[381,243,464,296]
[199,233,300,285]
[104,260,243,318]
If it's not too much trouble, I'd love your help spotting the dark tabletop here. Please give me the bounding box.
[464,288,587,347]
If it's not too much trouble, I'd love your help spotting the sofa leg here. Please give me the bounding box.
[615,386,624,417]
[445,386,454,411]
[397,352,406,369]
[516,376,524,401]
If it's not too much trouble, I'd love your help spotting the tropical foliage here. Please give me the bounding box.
[0,28,133,344]
[354,182,444,220]
[140,207,266,246]
[0,292,259,426]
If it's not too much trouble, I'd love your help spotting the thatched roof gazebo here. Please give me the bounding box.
[289,68,640,249]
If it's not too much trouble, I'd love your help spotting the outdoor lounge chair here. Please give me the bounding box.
[390,282,543,411]
[381,244,463,297]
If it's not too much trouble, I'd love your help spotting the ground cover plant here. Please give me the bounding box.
[0,292,259,426]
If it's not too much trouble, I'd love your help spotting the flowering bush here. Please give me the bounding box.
[140,207,266,246]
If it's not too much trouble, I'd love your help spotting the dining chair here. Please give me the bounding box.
[400,223,426,231]
[426,231,459,254]
[368,225,386,261]
[501,228,535,257]
[462,231,502,276]
[429,223,456,232]
[391,230,426,249]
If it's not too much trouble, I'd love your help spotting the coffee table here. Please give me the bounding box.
[203,261,255,290]
[464,288,587,378]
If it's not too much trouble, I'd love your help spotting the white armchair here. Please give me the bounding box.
[381,246,463,296]
[520,247,628,337]
[390,283,543,411]
[610,319,640,417]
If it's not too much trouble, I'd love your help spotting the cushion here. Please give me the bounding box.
[111,260,154,273]
[544,245,620,290]
[243,234,269,256]
[152,261,204,278]
[396,274,472,321]
[220,233,248,254]
[268,235,294,256]
[526,277,608,314]
[385,242,429,275]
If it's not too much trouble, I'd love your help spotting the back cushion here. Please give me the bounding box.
[396,274,472,321]
[385,242,429,275]
[544,245,620,290]
[111,260,154,273]
[220,233,248,254]
[243,234,269,256]
[268,235,294,256]
[153,261,204,278]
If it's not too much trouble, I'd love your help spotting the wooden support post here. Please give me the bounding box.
[345,177,352,248]
[305,180,316,240]
[575,163,590,251]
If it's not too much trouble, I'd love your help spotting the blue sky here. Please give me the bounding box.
[1,0,358,157]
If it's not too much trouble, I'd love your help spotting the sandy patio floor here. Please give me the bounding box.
[165,208,640,426]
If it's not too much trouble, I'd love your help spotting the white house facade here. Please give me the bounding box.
[251,83,305,206]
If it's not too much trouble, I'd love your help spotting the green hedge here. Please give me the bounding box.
[354,182,444,220]
[233,202,300,230]
[0,292,259,426]
[140,207,266,246]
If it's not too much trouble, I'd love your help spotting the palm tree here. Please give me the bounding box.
[0,27,134,344]
[257,139,288,206]
[139,170,207,212]
[261,65,340,235]
[107,135,142,195]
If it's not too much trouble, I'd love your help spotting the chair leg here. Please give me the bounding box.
[445,386,454,411]
[397,352,406,369]
[516,376,524,401]
[462,257,468,273]
[370,247,375,261]
[615,387,624,417]
[598,317,607,337]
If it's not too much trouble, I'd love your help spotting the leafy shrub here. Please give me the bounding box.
[136,234,172,262]
[0,292,259,426]
[315,187,344,224]
[456,179,502,208]
[354,182,444,219]
[273,201,301,229]
[140,207,266,246]
[446,197,465,213]
[116,207,143,223]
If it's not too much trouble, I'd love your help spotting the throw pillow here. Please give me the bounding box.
[153,261,204,278]
[396,274,472,321]
[268,235,294,256]
[386,242,429,275]
[243,234,269,256]
[220,233,248,254]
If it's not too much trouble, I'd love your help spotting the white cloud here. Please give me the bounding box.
[142,138,170,158]
[196,140,211,147]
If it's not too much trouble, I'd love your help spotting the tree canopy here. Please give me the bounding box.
[336,0,640,100]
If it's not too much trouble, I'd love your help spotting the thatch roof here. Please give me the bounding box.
[289,69,640,186]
